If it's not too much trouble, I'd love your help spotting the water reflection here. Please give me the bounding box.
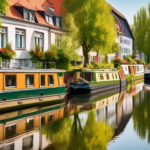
[0,82,149,150]
[133,83,150,143]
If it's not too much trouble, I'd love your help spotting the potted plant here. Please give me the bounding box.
[0,42,16,59]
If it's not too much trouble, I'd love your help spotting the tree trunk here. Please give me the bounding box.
[83,47,89,67]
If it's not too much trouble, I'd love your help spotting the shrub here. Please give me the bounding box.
[0,42,16,59]
[137,59,146,64]
[111,58,124,64]
[29,45,44,62]
[126,56,136,63]
[87,61,114,69]
[117,65,123,70]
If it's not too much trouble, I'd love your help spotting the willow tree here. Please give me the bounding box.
[62,0,117,67]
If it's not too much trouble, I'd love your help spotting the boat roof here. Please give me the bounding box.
[0,69,66,73]
[81,69,118,73]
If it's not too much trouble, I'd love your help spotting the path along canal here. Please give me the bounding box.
[0,81,150,150]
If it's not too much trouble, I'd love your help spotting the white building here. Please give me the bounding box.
[107,6,135,63]
[0,0,68,68]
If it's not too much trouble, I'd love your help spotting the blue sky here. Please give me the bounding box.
[106,0,150,25]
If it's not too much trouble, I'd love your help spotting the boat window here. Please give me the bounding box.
[48,75,54,85]
[41,75,45,86]
[26,75,34,86]
[5,75,16,88]
[106,74,109,80]
[112,74,114,79]
[115,73,118,79]
[26,118,34,130]
[100,74,104,80]
[86,73,92,81]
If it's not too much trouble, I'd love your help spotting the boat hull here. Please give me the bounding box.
[69,81,120,94]
[0,86,66,110]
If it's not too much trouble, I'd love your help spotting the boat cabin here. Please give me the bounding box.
[73,69,120,82]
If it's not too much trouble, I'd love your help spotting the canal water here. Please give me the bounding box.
[0,81,150,150]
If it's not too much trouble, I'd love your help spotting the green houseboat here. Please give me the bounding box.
[0,69,66,110]
[69,68,126,94]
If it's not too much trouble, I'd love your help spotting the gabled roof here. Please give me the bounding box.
[2,0,65,30]
[111,5,135,40]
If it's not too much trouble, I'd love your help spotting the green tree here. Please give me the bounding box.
[132,5,150,63]
[0,0,9,25]
[62,0,117,67]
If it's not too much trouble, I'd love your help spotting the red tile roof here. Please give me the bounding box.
[4,0,64,30]
[115,16,123,34]
[110,5,126,19]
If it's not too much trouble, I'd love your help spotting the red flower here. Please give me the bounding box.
[40,54,43,58]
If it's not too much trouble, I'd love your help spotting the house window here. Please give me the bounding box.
[24,9,35,22]
[56,17,60,27]
[48,75,54,85]
[22,136,33,150]
[26,75,34,86]
[30,11,35,22]
[106,74,109,80]
[0,144,14,150]
[55,34,61,47]
[45,15,54,25]
[5,75,16,88]
[2,59,10,68]
[16,29,25,48]
[100,74,104,80]
[34,32,43,51]
[41,75,45,86]
[0,28,6,48]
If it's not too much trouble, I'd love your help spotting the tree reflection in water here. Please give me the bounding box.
[133,90,150,143]
[42,111,113,150]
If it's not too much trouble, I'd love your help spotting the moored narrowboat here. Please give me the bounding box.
[0,69,66,110]
[69,68,126,94]
[121,63,145,80]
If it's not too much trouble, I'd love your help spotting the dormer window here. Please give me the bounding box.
[56,17,60,27]
[45,15,54,25]
[24,9,35,22]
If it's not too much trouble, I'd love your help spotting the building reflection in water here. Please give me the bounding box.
[0,103,65,150]
[0,82,145,150]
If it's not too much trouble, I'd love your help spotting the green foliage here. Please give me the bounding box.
[88,61,114,69]
[126,56,136,63]
[0,42,16,59]
[117,65,123,70]
[132,90,150,143]
[42,111,113,150]
[137,59,146,64]
[126,74,135,84]
[0,0,9,15]
[133,4,150,63]
[62,0,117,67]
[29,45,44,62]
[129,55,135,59]
[111,58,124,64]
